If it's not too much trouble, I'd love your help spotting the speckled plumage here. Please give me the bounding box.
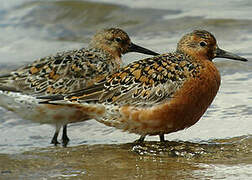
[51,30,247,142]
[0,28,158,95]
[69,53,202,106]
[0,28,159,146]
[0,48,119,95]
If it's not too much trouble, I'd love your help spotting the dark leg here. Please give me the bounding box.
[159,134,165,142]
[134,135,146,143]
[51,125,61,146]
[51,131,60,146]
[62,125,70,147]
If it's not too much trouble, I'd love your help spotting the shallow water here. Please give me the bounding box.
[0,0,252,179]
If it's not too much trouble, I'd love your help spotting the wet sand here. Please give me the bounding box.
[1,136,252,179]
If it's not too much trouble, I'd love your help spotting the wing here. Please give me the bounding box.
[0,48,117,95]
[38,80,105,103]
[66,53,200,107]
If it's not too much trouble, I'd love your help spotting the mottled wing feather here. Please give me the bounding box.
[68,53,201,106]
[0,48,116,95]
[64,81,105,102]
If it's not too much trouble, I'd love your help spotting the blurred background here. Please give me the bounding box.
[0,0,252,179]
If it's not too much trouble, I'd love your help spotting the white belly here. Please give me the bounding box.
[0,91,74,126]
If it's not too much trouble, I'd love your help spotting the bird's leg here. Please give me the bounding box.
[134,135,146,143]
[159,134,165,142]
[62,125,70,147]
[51,125,61,146]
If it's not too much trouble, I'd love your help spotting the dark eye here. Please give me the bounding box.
[200,41,207,47]
[115,37,122,42]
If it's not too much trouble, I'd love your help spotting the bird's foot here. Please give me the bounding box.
[134,135,146,143]
[62,136,70,147]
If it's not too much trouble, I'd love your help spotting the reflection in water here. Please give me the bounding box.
[0,136,252,179]
[132,136,252,161]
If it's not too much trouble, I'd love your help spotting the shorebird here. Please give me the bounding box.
[0,28,159,146]
[46,30,247,142]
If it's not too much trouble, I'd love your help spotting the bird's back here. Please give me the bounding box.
[0,47,117,95]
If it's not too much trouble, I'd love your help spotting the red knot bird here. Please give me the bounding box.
[46,30,247,142]
[0,28,159,146]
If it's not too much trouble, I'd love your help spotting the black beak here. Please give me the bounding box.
[216,47,248,62]
[127,43,159,56]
